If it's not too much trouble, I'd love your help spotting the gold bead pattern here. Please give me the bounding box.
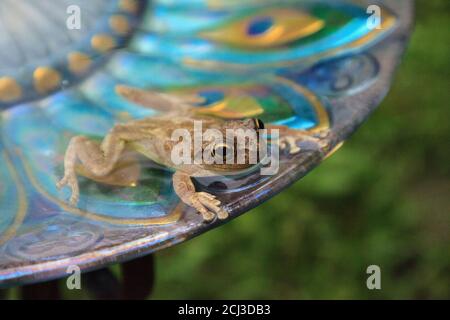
[119,0,138,13]
[0,77,22,102]
[33,67,62,94]
[68,52,92,74]
[91,34,117,53]
[109,15,131,35]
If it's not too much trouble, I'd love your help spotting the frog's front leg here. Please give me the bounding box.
[172,171,228,222]
[267,125,328,155]
[116,85,204,113]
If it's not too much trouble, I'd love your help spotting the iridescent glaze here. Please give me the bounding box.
[0,0,413,286]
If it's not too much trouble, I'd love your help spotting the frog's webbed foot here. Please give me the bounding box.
[172,171,228,222]
[56,173,79,205]
[188,192,228,222]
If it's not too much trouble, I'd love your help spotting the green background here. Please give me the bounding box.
[4,0,449,300]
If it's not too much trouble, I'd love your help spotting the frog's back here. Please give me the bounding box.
[127,114,220,168]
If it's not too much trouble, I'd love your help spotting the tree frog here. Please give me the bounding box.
[57,85,326,222]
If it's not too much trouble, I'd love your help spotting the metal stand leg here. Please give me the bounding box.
[21,279,61,300]
[12,254,156,299]
[84,268,122,300]
[121,254,155,299]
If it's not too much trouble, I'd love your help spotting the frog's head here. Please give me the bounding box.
[200,118,265,172]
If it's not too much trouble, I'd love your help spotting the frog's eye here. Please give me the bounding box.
[253,118,264,130]
[212,143,233,161]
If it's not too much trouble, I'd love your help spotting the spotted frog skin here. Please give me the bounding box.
[57,85,326,222]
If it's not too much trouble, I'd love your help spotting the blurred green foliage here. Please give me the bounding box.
[152,0,450,299]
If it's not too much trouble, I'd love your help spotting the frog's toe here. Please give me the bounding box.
[189,192,229,222]
[289,145,301,155]
[197,192,219,202]
[279,136,301,154]
[57,174,80,206]
[69,189,80,205]
[199,193,228,220]
[199,206,215,222]
[203,200,228,220]
[189,194,215,222]
[217,208,229,220]
[56,176,68,189]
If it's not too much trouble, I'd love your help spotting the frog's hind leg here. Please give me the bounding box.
[57,125,145,205]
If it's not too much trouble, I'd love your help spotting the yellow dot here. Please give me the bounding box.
[0,77,22,102]
[119,0,138,13]
[33,67,62,94]
[91,34,116,53]
[68,52,92,74]
[109,15,131,35]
